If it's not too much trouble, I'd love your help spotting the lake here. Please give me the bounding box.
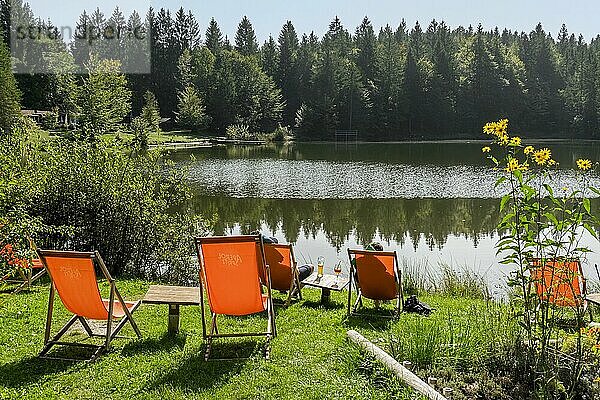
[171,141,600,295]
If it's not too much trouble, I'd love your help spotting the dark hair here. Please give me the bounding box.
[367,242,383,251]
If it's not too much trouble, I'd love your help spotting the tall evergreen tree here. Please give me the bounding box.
[261,36,278,78]
[205,18,223,54]
[234,16,259,56]
[0,34,21,132]
[278,21,300,125]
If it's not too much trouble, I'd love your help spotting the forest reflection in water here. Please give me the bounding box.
[177,141,600,289]
[190,195,600,290]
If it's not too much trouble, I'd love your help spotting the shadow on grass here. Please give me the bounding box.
[121,333,187,355]
[301,300,345,310]
[0,354,77,388]
[150,340,258,392]
[344,314,394,331]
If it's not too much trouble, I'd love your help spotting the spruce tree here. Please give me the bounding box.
[205,18,223,54]
[261,36,278,78]
[235,16,259,56]
[278,21,300,125]
[0,32,21,132]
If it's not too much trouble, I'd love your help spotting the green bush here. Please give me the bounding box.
[30,139,206,279]
[1,121,208,282]
[225,124,254,140]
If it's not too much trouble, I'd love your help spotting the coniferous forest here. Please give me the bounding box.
[3,0,600,140]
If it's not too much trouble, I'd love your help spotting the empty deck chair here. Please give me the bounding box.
[347,249,404,317]
[263,243,303,306]
[194,235,276,360]
[38,250,142,362]
[530,258,600,320]
[0,258,46,294]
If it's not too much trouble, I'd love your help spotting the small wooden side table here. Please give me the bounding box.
[301,273,349,304]
[143,285,201,334]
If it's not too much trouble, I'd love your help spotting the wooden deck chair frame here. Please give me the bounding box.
[347,249,404,318]
[0,258,46,294]
[38,250,142,362]
[529,257,596,322]
[194,235,277,361]
[263,243,303,307]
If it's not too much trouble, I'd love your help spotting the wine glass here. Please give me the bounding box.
[333,261,342,284]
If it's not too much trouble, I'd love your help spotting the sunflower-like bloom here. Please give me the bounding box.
[498,135,509,146]
[519,162,529,171]
[533,148,552,165]
[524,146,534,155]
[483,122,496,135]
[547,159,557,167]
[509,136,521,146]
[576,159,592,171]
[505,157,520,172]
[482,146,491,153]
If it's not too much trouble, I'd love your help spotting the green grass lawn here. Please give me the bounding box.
[0,281,515,399]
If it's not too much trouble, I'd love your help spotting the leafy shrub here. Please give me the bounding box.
[225,124,253,140]
[1,120,208,282]
[259,124,294,142]
[29,139,207,279]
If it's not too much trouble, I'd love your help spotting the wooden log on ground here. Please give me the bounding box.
[347,330,448,400]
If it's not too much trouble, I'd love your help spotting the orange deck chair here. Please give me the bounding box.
[1,258,46,294]
[263,243,303,306]
[347,249,404,318]
[38,250,142,362]
[194,235,277,361]
[530,258,600,320]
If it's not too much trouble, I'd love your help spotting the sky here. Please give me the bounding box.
[26,0,600,43]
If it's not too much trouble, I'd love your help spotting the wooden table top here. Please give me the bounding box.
[143,285,201,306]
[301,273,349,291]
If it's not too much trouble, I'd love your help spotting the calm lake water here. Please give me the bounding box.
[171,141,600,294]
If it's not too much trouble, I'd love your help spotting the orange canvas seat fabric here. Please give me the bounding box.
[355,253,397,301]
[263,244,294,291]
[31,259,44,269]
[530,258,583,307]
[43,255,112,320]
[200,240,266,316]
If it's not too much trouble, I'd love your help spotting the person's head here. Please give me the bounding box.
[366,242,383,251]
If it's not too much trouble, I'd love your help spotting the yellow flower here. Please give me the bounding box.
[547,159,557,166]
[483,122,496,135]
[498,135,509,146]
[510,136,521,146]
[505,157,520,172]
[533,148,552,165]
[519,162,529,171]
[482,146,491,153]
[576,159,592,171]
[524,146,534,155]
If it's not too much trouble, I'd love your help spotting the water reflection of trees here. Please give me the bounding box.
[193,196,502,250]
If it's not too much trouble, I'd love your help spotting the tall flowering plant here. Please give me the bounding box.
[482,119,600,398]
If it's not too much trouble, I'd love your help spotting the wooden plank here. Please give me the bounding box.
[347,330,448,400]
[301,273,349,291]
[143,285,201,305]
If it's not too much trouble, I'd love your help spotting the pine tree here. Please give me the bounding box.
[235,16,259,56]
[72,10,91,69]
[141,91,161,133]
[77,57,132,141]
[261,36,278,78]
[278,21,300,125]
[0,35,21,132]
[205,18,223,54]
[355,17,377,83]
